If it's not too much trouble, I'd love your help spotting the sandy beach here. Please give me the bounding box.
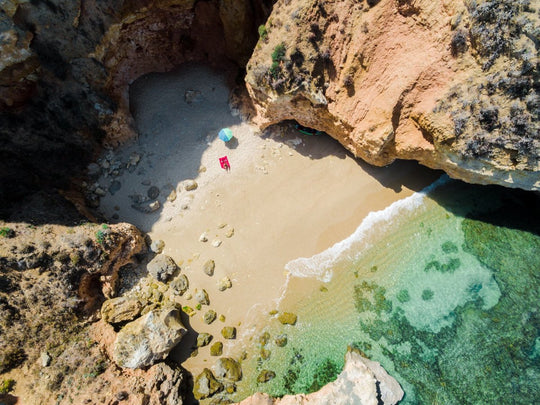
[96,64,440,376]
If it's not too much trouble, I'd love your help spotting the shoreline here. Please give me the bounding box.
[95,65,441,381]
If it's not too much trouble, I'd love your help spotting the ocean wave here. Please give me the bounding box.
[284,175,450,281]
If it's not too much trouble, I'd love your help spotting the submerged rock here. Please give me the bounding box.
[132,200,160,214]
[278,312,297,325]
[257,370,275,383]
[194,368,223,400]
[214,357,242,382]
[113,307,187,369]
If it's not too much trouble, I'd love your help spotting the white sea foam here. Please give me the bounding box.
[285,175,450,281]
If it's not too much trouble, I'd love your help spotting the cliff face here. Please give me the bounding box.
[246,0,539,190]
[0,0,270,219]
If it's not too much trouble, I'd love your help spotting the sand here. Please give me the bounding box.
[96,64,440,375]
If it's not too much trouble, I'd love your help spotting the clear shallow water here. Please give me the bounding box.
[234,178,540,404]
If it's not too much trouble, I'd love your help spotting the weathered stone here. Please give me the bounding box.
[214,357,242,382]
[197,333,213,348]
[259,332,270,346]
[40,351,52,367]
[113,307,187,369]
[217,276,232,291]
[210,341,223,356]
[257,370,276,383]
[183,179,198,191]
[193,368,223,400]
[194,289,210,305]
[203,259,215,276]
[147,254,177,282]
[211,239,222,247]
[101,296,142,324]
[167,189,177,202]
[278,312,297,325]
[109,180,122,195]
[221,326,236,339]
[225,227,234,238]
[199,232,208,242]
[170,274,189,295]
[203,309,217,324]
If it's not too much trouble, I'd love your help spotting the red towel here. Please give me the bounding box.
[219,156,230,170]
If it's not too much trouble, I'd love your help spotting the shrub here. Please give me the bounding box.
[479,106,499,131]
[0,379,15,394]
[0,227,14,238]
[258,25,268,40]
[271,43,286,63]
[451,29,468,56]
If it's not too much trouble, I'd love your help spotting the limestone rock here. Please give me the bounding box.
[203,309,217,324]
[40,351,52,367]
[210,341,223,356]
[195,289,210,306]
[194,368,223,400]
[203,259,215,276]
[150,239,165,253]
[278,312,297,325]
[221,326,236,339]
[197,333,213,348]
[147,254,178,282]
[170,274,189,295]
[101,296,142,324]
[183,179,198,191]
[113,307,187,369]
[217,276,232,291]
[214,357,242,382]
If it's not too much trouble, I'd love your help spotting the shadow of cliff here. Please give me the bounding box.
[264,120,444,194]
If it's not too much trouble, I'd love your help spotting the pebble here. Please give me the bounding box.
[203,259,215,276]
[225,228,234,238]
[87,163,100,176]
[212,239,222,248]
[95,187,106,197]
[41,351,52,367]
[199,232,208,242]
[183,179,198,191]
[142,179,151,186]
[217,277,232,291]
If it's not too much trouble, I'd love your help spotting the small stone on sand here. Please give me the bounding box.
[212,239,222,248]
[199,233,208,242]
[150,239,165,253]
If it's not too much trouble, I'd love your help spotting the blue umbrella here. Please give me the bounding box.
[218,128,233,142]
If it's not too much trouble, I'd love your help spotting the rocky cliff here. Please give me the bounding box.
[246,0,539,190]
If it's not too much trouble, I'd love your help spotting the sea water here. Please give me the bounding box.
[233,177,540,404]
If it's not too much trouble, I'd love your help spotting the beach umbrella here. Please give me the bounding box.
[218,128,233,142]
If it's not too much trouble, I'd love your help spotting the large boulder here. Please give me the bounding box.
[214,357,242,382]
[194,368,223,400]
[101,296,142,324]
[147,254,178,282]
[113,307,187,369]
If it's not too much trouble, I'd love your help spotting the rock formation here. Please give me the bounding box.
[235,348,404,405]
[246,0,539,190]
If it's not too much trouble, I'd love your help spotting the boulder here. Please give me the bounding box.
[193,368,223,400]
[203,259,215,276]
[113,307,187,369]
[278,312,297,325]
[147,254,177,282]
[215,357,242,382]
[221,326,236,339]
[101,296,142,324]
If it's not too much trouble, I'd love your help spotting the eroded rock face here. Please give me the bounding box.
[246,0,539,190]
[113,307,187,369]
[235,348,404,405]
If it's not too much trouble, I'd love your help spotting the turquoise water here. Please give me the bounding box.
[235,178,540,404]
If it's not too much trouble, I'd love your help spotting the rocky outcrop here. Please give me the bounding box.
[246,0,539,190]
[236,348,404,405]
[113,307,187,369]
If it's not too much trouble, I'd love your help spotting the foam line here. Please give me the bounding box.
[285,175,450,281]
